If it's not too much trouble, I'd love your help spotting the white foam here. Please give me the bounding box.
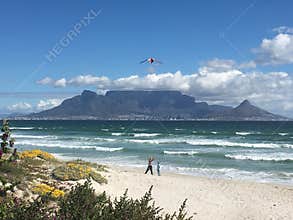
[133,133,160,137]
[12,134,57,139]
[225,153,293,162]
[10,127,35,130]
[163,150,198,156]
[111,132,123,136]
[165,166,293,185]
[278,133,289,136]
[132,128,147,131]
[101,128,109,131]
[127,138,184,144]
[16,140,63,148]
[17,139,123,152]
[128,137,282,148]
[17,139,89,149]
[95,146,123,152]
[94,137,116,142]
[236,132,252,136]
[211,131,218,134]
[186,139,281,149]
[127,136,291,149]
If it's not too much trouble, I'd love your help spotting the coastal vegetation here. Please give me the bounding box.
[52,160,107,184]
[0,120,192,219]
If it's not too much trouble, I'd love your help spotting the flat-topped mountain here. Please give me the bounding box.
[26,90,288,120]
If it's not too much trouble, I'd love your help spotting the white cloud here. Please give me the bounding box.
[36,65,293,117]
[238,60,256,69]
[201,58,256,71]
[7,102,32,112]
[201,58,236,72]
[54,78,67,87]
[68,75,111,87]
[37,77,53,85]
[37,99,63,111]
[37,77,67,88]
[253,33,293,65]
[6,99,64,114]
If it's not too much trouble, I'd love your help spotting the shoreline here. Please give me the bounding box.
[53,154,293,187]
[91,164,293,219]
[2,148,293,219]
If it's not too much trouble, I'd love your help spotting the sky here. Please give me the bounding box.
[1,0,293,117]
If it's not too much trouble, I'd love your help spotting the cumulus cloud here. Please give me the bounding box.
[37,99,63,111]
[37,77,67,88]
[6,99,64,114]
[253,32,293,65]
[36,65,293,117]
[54,78,67,87]
[7,102,32,112]
[37,77,53,85]
[201,58,256,71]
[201,58,236,72]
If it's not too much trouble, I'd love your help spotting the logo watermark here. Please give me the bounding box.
[45,9,101,63]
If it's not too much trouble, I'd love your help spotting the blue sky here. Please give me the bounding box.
[1,0,293,116]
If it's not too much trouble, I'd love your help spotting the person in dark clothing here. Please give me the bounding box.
[145,157,154,175]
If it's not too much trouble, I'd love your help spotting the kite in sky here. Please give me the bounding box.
[140,57,162,64]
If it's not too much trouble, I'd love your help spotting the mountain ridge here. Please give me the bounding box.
[22,90,289,121]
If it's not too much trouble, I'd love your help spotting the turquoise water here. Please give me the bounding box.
[10,120,293,185]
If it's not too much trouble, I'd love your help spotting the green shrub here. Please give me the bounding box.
[0,161,25,184]
[58,180,109,219]
[0,180,193,220]
[52,160,107,184]
[0,195,54,220]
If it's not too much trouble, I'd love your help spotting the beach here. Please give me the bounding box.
[92,165,293,220]
[9,121,293,219]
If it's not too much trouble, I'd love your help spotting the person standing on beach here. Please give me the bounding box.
[145,157,154,175]
[157,161,161,176]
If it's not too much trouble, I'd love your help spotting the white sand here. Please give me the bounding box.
[92,165,293,219]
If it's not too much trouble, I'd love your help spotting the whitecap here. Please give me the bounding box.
[111,132,123,136]
[17,139,123,152]
[94,137,116,142]
[225,153,293,162]
[10,127,35,130]
[133,133,160,137]
[163,150,198,156]
[12,134,57,139]
[236,132,252,136]
[127,138,185,144]
[95,146,123,152]
[278,133,289,136]
[186,139,280,149]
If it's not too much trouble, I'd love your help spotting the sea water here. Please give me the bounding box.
[10,120,293,185]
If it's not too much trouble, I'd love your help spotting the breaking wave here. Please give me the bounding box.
[133,133,160,137]
[225,153,293,162]
[10,127,35,130]
[163,150,198,156]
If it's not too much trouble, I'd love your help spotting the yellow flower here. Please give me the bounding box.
[33,183,64,198]
[20,149,55,160]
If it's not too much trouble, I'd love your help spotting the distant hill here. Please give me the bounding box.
[23,90,288,121]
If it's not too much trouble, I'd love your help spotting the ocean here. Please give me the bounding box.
[10,120,293,185]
